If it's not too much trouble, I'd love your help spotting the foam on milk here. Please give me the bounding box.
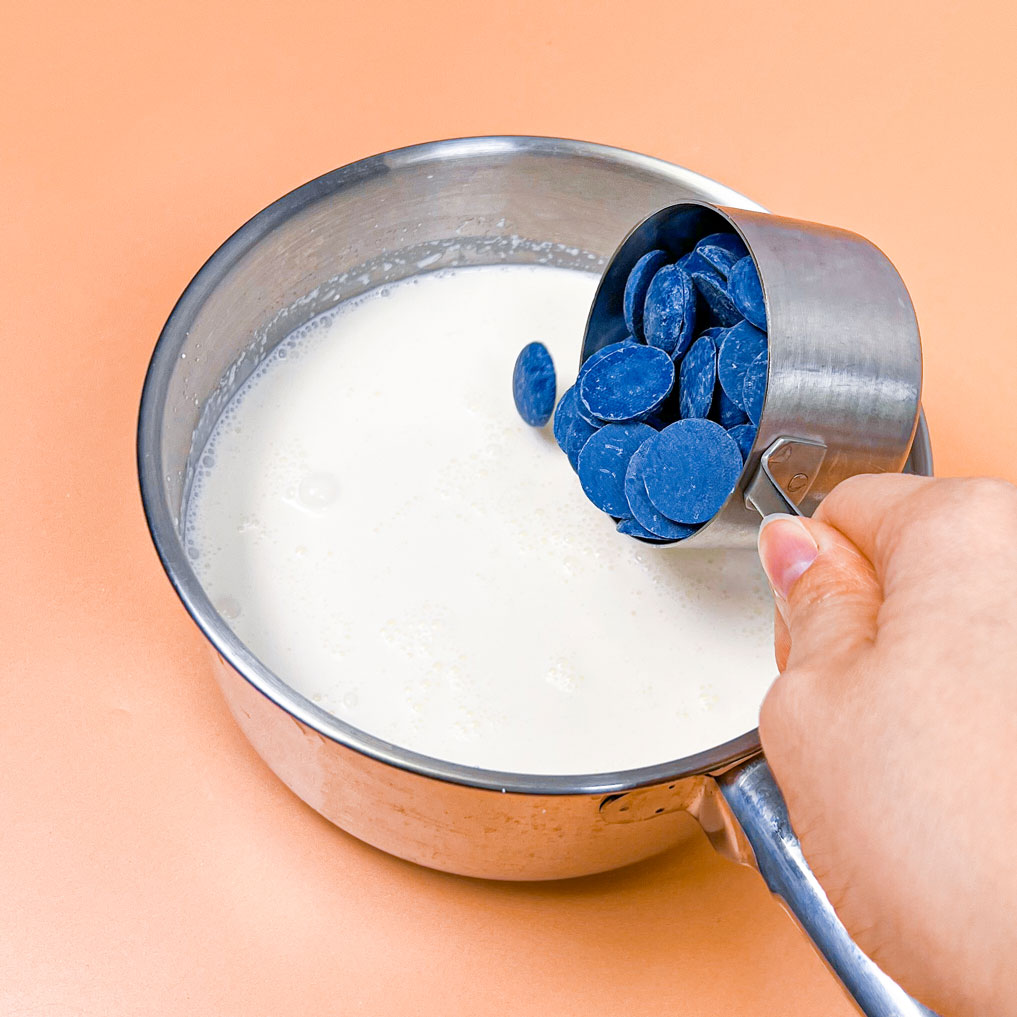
[186,265,776,774]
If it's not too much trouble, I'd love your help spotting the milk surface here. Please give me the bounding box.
[186,265,776,774]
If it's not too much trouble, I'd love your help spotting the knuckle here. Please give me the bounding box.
[758,682,791,762]
[927,475,1015,515]
[789,552,861,609]
[961,476,1017,516]
[895,476,1017,552]
[759,667,814,762]
[758,676,785,734]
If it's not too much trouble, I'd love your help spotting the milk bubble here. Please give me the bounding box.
[298,472,338,510]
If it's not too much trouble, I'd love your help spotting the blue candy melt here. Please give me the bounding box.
[553,386,600,470]
[623,250,670,341]
[578,343,675,422]
[577,423,657,517]
[553,386,577,450]
[714,384,749,427]
[695,244,739,279]
[742,351,768,424]
[617,516,680,544]
[580,339,636,371]
[575,397,601,427]
[694,232,748,279]
[728,422,757,460]
[642,419,743,524]
[512,341,557,426]
[565,418,599,470]
[691,270,742,328]
[643,265,698,357]
[623,440,697,539]
[698,232,748,256]
[676,250,710,276]
[717,320,767,410]
[678,334,718,420]
[729,256,767,329]
[696,325,728,343]
[576,340,635,426]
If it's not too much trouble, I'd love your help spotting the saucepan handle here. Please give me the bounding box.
[715,756,937,1017]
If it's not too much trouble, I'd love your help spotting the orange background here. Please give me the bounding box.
[3,1,1016,1014]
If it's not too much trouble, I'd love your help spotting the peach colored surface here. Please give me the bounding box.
[3,1,1015,1013]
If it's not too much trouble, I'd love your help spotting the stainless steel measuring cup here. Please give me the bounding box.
[583,200,925,546]
[138,137,935,1017]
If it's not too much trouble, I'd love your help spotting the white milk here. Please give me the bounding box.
[186,265,776,774]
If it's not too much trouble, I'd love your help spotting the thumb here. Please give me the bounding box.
[757,513,883,671]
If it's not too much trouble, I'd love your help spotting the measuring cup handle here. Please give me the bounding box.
[716,757,938,1017]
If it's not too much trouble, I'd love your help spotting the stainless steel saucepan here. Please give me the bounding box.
[138,136,934,1017]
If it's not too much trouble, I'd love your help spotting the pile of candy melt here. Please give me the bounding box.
[512,230,769,544]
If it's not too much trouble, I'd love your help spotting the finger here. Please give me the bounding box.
[773,605,791,672]
[814,472,934,571]
[758,513,882,671]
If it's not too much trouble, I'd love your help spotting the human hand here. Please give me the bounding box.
[756,474,1017,1017]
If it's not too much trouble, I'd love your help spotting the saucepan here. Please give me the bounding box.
[137,136,934,1017]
